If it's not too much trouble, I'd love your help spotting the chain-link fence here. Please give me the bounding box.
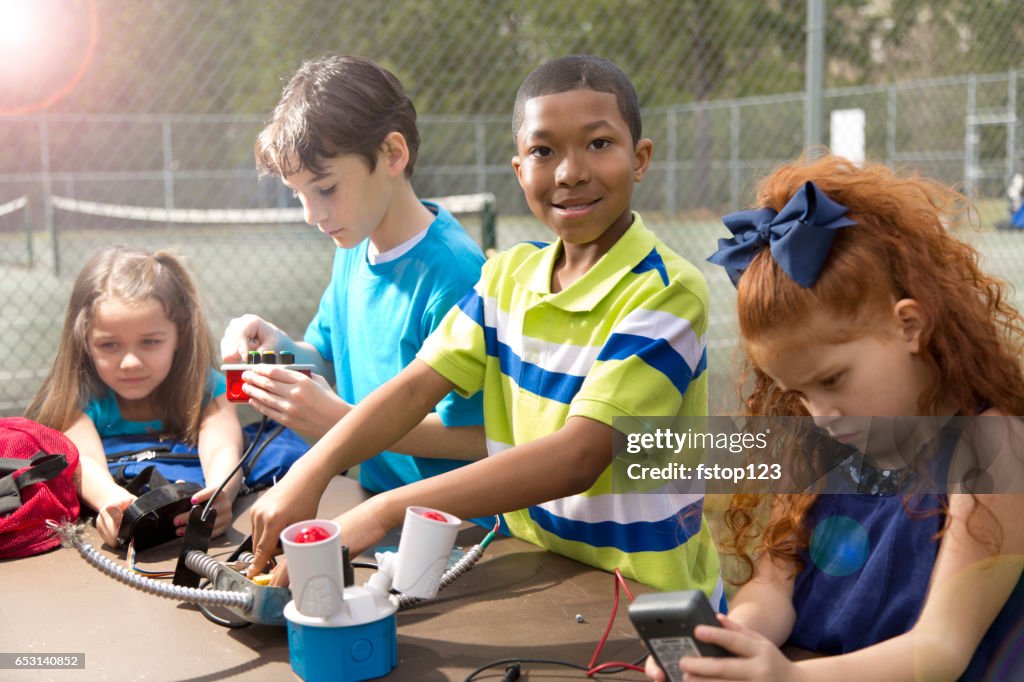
[2,0,1024,413]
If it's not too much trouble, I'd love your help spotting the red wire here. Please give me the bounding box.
[614,568,636,601]
[588,661,646,674]
[586,574,619,669]
[584,569,641,676]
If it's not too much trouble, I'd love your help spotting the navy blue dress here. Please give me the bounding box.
[786,433,1023,681]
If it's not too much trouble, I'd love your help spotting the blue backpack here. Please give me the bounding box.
[104,420,309,494]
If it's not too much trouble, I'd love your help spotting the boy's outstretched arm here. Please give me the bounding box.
[236,365,485,459]
[247,359,455,575]
[388,416,486,461]
[334,415,612,558]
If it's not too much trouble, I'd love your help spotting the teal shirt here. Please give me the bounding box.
[304,202,484,493]
[84,370,226,437]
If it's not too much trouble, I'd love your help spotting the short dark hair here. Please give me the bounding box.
[256,55,419,178]
[512,55,642,146]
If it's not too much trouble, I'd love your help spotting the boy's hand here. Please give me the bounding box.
[221,314,291,362]
[267,555,290,587]
[333,497,393,557]
[241,367,348,438]
[246,473,320,578]
[180,485,234,538]
[96,488,137,547]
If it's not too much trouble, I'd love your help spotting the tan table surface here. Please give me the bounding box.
[1,475,652,681]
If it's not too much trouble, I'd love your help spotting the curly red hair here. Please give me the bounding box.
[721,155,1024,582]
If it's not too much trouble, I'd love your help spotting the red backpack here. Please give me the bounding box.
[0,417,81,558]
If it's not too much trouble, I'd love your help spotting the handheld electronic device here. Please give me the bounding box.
[222,350,314,403]
[628,590,732,682]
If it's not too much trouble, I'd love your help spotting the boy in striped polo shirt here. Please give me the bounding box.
[248,56,722,601]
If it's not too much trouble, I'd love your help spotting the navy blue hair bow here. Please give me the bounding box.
[707,181,857,288]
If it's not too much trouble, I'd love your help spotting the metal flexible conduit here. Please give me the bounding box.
[47,521,252,610]
[184,549,226,582]
[51,522,483,615]
[395,543,484,610]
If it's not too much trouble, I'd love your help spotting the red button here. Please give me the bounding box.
[293,525,331,543]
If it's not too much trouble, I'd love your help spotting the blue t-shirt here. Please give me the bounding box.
[304,202,485,493]
[84,370,226,437]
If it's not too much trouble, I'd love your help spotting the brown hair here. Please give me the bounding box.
[25,246,216,444]
[255,55,419,178]
[721,155,1024,581]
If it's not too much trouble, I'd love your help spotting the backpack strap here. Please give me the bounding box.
[122,464,172,496]
[0,452,70,516]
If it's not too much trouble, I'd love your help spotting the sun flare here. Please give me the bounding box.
[0,0,97,114]
[0,0,38,52]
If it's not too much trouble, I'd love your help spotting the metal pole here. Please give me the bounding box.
[482,197,496,253]
[964,75,977,200]
[24,197,34,268]
[475,120,487,195]
[886,85,897,167]
[1007,69,1017,185]
[730,103,740,211]
[666,109,678,218]
[805,0,826,154]
[162,118,175,210]
[38,117,58,277]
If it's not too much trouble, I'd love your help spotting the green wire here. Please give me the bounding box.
[479,515,502,550]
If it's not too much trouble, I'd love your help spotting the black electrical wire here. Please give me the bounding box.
[463,653,649,681]
[464,658,588,681]
[195,415,270,628]
[196,579,252,629]
[201,415,269,522]
[193,416,278,628]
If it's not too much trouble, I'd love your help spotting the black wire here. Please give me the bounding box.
[191,416,270,628]
[464,652,649,680]
[201,415,269,522]
[464,658,588,681]
[351,560,378,570]
[197,602,251,629]
[196,579,252,629]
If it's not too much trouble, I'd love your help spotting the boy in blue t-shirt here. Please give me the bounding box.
[221,55,485,493]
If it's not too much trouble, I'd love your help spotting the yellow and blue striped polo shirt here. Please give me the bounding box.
[418,213,722,601]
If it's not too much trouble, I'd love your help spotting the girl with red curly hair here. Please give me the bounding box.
[646,156,1024,681]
